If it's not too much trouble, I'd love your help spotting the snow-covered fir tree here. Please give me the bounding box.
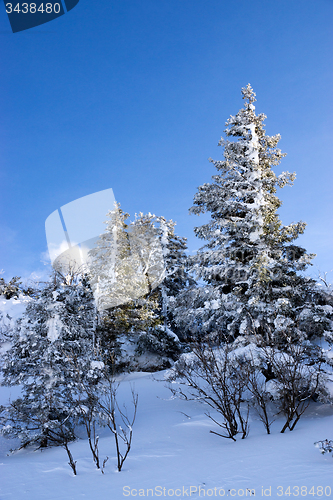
[94,212,190,370]
[175,84,332,347]
[87,208,164,369]
[88,203,147,311]
[129,212,165,294]
[126,213,181,368]
[0,272,102,449]
[156,216,195,341]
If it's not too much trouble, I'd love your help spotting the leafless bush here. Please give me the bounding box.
[62,440,77,475]
[263,344,325,433]
[99,369,138,472]
[77,395,101,469]
[167,341,249,441]
[63,353,102,470]
[235,349,275,434]
[67,351,138,473]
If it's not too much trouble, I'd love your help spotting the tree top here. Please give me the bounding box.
[241,83,256,104]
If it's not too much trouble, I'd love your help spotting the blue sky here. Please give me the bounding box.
[0,0,332,282]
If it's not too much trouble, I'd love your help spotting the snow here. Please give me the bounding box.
[46,314,63,342]
[325,380,333,398]
[247,123,259,166]
[90,360,105,370]
[204,299,219,310]
[1,371,332,500]
[0,295,31,329]
[273,315,294,330]
[249,229,260,242]
[163,326,180,341]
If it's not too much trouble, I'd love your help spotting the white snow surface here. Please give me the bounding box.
[0,294,31,328]
[0,371,332,499]
[90,360,105,370]
[46,314,63,342]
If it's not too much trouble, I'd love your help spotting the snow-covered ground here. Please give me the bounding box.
[0,296,332,499]
[0,370,333,500]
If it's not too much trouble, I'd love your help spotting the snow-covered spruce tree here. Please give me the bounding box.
[175,84,332,347]
[126,213,180,369]
[0,276,22,299]
[93,212,190,371]
[0,275,36,299]
[88,203,147,311]
[88,208,164,370]
[156,216,195,342]
[0,272,102,449]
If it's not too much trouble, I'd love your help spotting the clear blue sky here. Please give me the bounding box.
[0,0,332,282]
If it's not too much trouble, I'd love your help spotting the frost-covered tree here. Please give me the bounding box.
[127,213,193,366]
[88,204,147,311]
[0,275,36,299]
[88,209,181,369]
[0,276,22,299]
[88,206,163,367]
[0,272,102,449]
[156,216,195,341]
[125,213,176,368]
[129,212,165,292]
[175,84,332,347]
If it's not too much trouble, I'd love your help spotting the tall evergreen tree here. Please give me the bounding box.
[175,84,332,346]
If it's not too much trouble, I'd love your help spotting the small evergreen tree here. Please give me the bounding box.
[0,275,36,299]
[0,272,101,449]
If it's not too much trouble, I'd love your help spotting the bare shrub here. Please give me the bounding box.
[77,395,101,469]
[234,347,275,434]
[314,439,333,457]
[99,367,138,472]
[167,341,249,441]
[263,343,325,433]
[67,351,138,473]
